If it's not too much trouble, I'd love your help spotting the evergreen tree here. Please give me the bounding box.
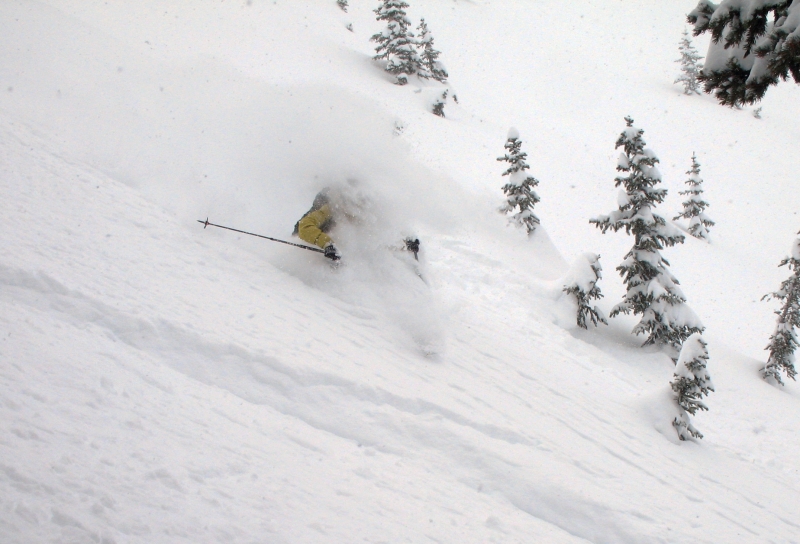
[590,116,704,358]
[761,234,800,385]
[432,89,448,117]
[688,0,800,106]
[674,28,704,95]
[370,0,420,85]
[337,0,348,12]
[498,128,541,235]
[671,333,714,440]
[563,253,608,329]
[415,18,448,83]
[674,153,714,240]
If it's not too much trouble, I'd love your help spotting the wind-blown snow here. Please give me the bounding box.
[2,1,800,543]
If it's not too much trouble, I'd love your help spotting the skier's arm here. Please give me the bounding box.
[297,205,333,249]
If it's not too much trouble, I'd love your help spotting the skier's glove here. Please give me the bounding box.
[405,238,420,260]
[324,244,341,261]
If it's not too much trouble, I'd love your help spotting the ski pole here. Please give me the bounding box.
[197,218,325,254]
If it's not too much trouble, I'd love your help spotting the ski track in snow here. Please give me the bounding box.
[1,1,800,542]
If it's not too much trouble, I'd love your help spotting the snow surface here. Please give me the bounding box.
[2,1,800,543]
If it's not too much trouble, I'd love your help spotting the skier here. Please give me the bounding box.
[293,185,421,262]
[293,188,341,261]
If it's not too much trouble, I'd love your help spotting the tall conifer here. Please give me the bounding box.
[498,128,541,235]
[415,18,448,83]
[762,234,800,385]
[371,1,418,85]
[688,0,800,106]
[591,117,703,358]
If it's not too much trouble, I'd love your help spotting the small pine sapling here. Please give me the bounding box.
[432,89,448,117]
[415,18,448,83]
[671,333,714,440]
[563,253,608,329]
[591,116,704,359]
[371,0,420,85]
[498,128,541,235]
[674,28,704,95]
[337,0,348,12]
[761,234,800,385]
[673,153,714,240]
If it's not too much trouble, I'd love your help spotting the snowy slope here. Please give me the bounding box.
[2,1,800,543]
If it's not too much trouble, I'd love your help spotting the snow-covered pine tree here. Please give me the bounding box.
[498,128,541,235]
[415,18,448,83]
[673,153,714,240]
[688,0,800,106]
[370,0,420,85]
[432,89,448,117]
[590,116,704,359]
[674,28,704,95]
[671,333,714,440]
[761,234,800,385]
[563,253,608,329]
[337,0,348,12]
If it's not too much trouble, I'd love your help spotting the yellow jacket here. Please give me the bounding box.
[297,204,333,249]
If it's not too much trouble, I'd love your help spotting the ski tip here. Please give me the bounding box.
[197,217,210,228]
